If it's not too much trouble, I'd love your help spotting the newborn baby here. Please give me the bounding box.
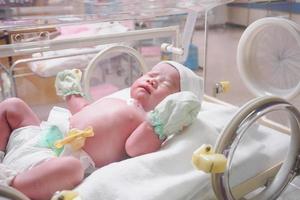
[0,61,203,200]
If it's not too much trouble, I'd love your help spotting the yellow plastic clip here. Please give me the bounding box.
[220,81,230,93]
[54,127,94,151]
[192,144,227,173]
[51,190,79,200]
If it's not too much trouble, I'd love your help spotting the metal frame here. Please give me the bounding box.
[0,26,180,98]
[206,95,300,200]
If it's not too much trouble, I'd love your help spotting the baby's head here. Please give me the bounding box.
[164,61,203,100]
[130,61,203,111]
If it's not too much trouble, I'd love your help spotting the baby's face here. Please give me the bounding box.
[130,63,180,111]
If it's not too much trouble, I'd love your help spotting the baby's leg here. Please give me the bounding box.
[11,156,84,200]
[0,98,40,151]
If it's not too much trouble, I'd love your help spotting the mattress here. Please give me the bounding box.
[73,89,291,200]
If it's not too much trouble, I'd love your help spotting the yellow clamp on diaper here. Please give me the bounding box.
[54,127,94,151]
[192,144,227,173]
[51,190,79,200]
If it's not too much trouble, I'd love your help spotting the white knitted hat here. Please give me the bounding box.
[157,61,203,101]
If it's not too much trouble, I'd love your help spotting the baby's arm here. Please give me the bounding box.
[65,95,89,114]
[125,91,201,157]
[125,121,163,157]
[55,69,90,114]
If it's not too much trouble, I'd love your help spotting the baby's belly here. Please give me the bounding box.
[83,130,130,167]
[70,98,145,167]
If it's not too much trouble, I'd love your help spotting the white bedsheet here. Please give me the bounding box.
[74,96,291,200]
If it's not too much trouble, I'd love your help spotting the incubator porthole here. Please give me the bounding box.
[83,45,148,101]
[237,17,300,100]
[212,96,300,200]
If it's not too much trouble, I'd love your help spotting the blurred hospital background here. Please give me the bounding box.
[0,0,300,119]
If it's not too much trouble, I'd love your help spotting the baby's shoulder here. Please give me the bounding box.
[92,97,127,107]
[92,97,143,114]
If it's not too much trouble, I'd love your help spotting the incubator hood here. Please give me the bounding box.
[0,0,232,61]
[0,0,232,116]
[0,0,231,30]
[0,2,238,200]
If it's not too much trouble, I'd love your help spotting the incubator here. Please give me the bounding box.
[0,0,218,119]
[1,0,300,200]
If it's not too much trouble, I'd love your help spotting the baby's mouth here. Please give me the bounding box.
[140,85,151,94]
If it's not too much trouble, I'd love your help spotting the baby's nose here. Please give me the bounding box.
[147,78,158,88]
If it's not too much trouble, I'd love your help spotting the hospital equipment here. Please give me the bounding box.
[1,1,300,200]
[192,144,227,173]
[211,96,300,200]
[83,45,148,100]
[199,17,300,199]
[237,17,300,100]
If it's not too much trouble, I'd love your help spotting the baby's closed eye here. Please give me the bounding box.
[161,81,172,88]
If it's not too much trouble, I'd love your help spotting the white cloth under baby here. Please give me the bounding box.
[1,106,95,186]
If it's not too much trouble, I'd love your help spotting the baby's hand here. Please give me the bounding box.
[147,91,201,140]
[55,69,84,99]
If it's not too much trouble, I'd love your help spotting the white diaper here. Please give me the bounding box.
[1,106,95,185]
[45,106,96,174]
[0,151,4,162]
[3,126,55,173]
[0,164,18,186]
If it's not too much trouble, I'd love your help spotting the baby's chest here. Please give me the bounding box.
[90,105,144,131]
[71,99,145,134]
[84,107,143,148]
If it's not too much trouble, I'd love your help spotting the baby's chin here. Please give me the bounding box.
[131,90,148,100]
